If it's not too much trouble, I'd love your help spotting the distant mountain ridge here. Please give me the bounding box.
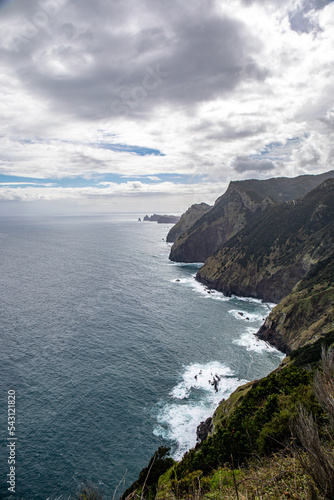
[169,170,334,263]
[143,214,180,224]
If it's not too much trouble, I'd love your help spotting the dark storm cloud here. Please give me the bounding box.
[158,15,267,104]
[0,0,266,122]
[234,156,276,173]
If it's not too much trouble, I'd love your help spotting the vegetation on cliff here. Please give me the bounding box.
[196,179,334,303]
[166,203,211,243]
[169,181,275,263]
[122,340,334,500]
[121,173,334,500]
[169,170,334,264]
[257,254,334,353]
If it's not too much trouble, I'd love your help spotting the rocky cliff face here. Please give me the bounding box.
[169,170,334,264]
[197,179,334,303]
[166,203,211,243]
[169,183,275,262]
[257,254,334,353]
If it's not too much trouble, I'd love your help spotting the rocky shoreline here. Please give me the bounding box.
[170,175,334,456]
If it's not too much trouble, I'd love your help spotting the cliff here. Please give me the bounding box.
[196,179,334,303]
[257,254,334,353]
[169,170,334,263]
[122,173,334,500]
[166,203,211,243]
[125,337,334,499]
[169,182,275,262]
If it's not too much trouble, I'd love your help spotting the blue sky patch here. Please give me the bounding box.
[0,173,191,189]
[98,143,165,156]
[250,138,301,162]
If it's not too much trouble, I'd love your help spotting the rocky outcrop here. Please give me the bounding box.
[197,179,334,303]
[257,254,334,353]
[169,170,334,264]
[144,214,180,224]
[166,203,211,243]
[196,417,213,443]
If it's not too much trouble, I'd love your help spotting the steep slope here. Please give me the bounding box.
[166,203,211,243]
[197,179,334,303]
[169,170,334,263]
[169,182,275,262]
[257,254,334,353]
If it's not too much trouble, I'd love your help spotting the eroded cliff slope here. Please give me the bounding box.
[166,203,211,243]
[196,179,334,303]
[169,182,275,262]
[257,254,334,353]
[169,170,334,263]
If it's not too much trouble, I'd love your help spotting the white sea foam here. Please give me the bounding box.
[171,274,231,301]
[153,361,248,460]
[161,271,283,458]
[170,361,235,399]
[231,295,276,310]
[229,309,267,323]
[169,261,277,312]
[233,327,285,356]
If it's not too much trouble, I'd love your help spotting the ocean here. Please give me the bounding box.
[0,214,284,499]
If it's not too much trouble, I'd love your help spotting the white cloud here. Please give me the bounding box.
[0,180,228,201]
[0,0,333,212]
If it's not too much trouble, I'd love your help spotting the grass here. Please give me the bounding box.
[156,449,322,499]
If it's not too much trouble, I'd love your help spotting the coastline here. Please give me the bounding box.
[161,257,285,460]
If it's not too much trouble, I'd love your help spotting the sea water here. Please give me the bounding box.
[0,215,284,499]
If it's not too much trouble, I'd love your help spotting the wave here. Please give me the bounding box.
[228,309,267,323]
[233,326,285,356]
[153,361,248,460]
[157,263,283,459]
[171,274,231,301]
[231,295,276,309]
[170,273,277,310]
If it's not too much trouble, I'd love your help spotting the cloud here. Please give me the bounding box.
[0,181,55,186]
[234,156,276,173]
[0,1,266,122]
[0,0,334,212]
[0,180,228,203]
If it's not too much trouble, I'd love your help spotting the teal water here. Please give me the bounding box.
[0,215,283,499]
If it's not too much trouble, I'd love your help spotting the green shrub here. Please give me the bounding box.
[174,366,312,479]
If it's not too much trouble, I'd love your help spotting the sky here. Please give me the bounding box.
[0,0,333,214]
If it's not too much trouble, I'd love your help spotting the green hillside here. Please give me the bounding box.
[169,170,334,263]
[197,179,334,303]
